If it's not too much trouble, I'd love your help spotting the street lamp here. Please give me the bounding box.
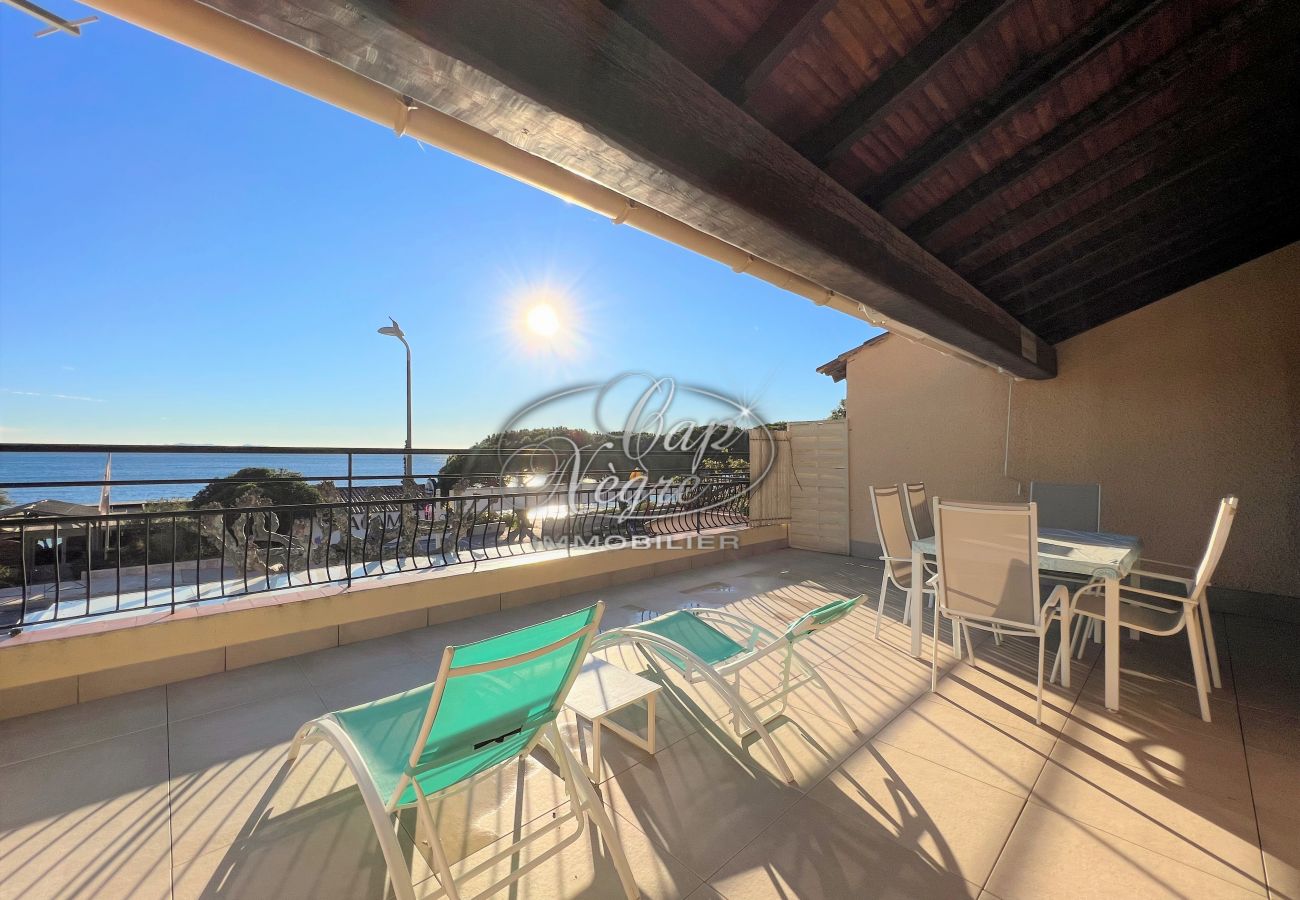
[377,317,413,478]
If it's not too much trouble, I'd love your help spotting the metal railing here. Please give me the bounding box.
[0,444,750,630]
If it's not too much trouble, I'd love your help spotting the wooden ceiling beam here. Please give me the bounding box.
[196,0,1056,377]
[857,0,1169,206]
[904,0,1288,242]
[1035,224,1300,342]
[711,0,840,105]
[793,0,1018,165]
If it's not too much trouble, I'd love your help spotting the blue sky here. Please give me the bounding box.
[0,4,874,448]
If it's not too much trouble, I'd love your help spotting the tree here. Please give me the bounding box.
[0,487,10,508]
[192,468,322,533]
[829,398,847,420]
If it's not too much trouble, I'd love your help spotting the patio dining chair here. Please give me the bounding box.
[902,482,934,540]
[1053,496,1237,722]
[283,603,640,900]
[590,596,865,784]
[869,484,937,638]
[930,498,1071,725]
[1028,481,1102,532]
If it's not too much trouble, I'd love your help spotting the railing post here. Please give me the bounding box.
[345,451,354,587]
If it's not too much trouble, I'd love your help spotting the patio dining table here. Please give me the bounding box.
[908,528,1143,712]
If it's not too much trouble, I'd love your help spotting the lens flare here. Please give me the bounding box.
[525,303,561,337]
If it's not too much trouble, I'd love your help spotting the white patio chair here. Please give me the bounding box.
[869,484,937,639]
[590,596,865,784]
[1028,481,1101,532]
[1053,496,1237,722]
[902,482,934,541]
[930,498,1070,725]
[1029,481,1104,644]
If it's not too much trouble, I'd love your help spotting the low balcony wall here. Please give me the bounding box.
[0,524,788,719]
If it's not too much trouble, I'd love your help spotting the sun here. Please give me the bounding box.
[525,302,561,337]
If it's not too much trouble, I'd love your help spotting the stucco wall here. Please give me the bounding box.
[845,241,1300,598]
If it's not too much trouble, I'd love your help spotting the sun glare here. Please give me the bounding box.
[525,302,561,337]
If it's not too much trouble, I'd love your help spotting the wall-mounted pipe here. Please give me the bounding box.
[81,0,1000,373]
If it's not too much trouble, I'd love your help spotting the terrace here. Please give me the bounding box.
[1,547,1296,899]
[2,0,1298,897]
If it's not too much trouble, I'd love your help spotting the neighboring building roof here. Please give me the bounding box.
[816,332,891,382]
[322,483,439,514]
[0,499,103,520]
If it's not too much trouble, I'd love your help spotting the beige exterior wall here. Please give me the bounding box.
[845,241,1300,598]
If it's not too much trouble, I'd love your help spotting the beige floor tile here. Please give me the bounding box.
[601,728,802,880]
[168,688,329,863]
[784,642,933,737]
[172,783,428,900]
[167,657,314,722]
[1246,746,1300,827]
[929,657,1077,734]
[1053,704,1253,806]
[873,696,1057,796]
[295,632,426,689]
[684,885,726,900]
[1027,757,1266,893]
[1240,707,1300,762]
[708,793,983,900]
[1227,618,1300,717]
[0,726,171,900]
[1257,808,1300,900]
[741,707,869,788]
[1096,626,1237,698]
[1078,662,1241,738]
[810,740,1028,886]
[986,802,1264,900]
[417,799,701,900]
[0,686,165,765]
[310,658,438,712]
[413,752,578,867]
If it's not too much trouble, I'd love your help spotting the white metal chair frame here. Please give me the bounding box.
[869,484,937,639]
[930,498,1071,725]
[1053,496,1236,722]
[591,603,863,785]
[284,603,640,900]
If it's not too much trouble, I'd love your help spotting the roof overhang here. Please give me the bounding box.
[78,0,1068,378]
[77,0,1299,378]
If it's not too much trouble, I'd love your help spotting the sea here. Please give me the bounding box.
[0,451,451,506]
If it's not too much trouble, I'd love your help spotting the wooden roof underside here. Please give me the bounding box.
[197,0,1299,374]
[613,0,1300,344]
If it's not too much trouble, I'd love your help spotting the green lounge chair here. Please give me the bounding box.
[285,602,639,900]
[590,597,864,784]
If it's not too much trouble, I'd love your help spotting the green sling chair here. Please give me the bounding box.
[284,602,639,900]
[590,596,864,784]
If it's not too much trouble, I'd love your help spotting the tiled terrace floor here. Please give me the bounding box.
[1,548,1297,899]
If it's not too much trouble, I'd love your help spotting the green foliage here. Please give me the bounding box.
[440,426,752,483]
[192,467,322,510]
[0,488,10,508]
[439,428,605,479]
[829,398,847,420]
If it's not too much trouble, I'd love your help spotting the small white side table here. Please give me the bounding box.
[564,658,662,779]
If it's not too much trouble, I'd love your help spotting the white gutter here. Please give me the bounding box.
[82,0,1002,372]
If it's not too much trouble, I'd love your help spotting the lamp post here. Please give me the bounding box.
[377,317,413,478]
